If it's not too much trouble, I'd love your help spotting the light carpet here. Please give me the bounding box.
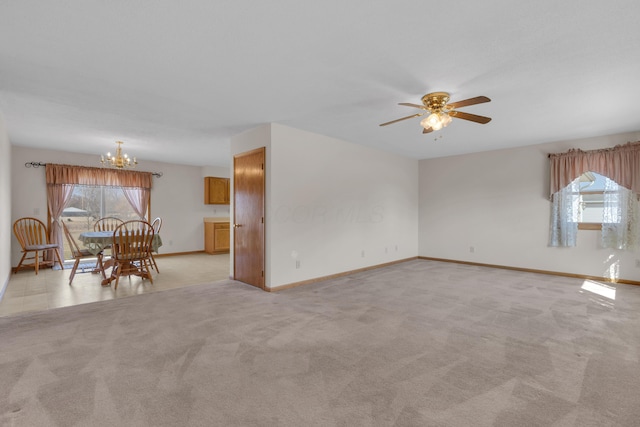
[1,259,640,426]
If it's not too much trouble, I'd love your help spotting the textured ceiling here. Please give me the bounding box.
[1,1,640,167]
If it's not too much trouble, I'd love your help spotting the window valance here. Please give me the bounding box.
[549,141,640,197]
[45,164,153,189]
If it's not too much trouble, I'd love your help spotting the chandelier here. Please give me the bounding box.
[100,141,137,169]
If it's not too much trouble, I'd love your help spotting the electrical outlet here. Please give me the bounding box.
[636,259,640,268]
[296,260,301,269]
[470,246,475,253]
[385,247,388,254]
[361,250,365,258]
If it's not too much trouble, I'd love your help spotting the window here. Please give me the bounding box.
[46,163,153,262]
[576,172,608,230]
[549,142,640,249]
[566,172,627,230]
[550,170,637,249]
[61,185,141,260]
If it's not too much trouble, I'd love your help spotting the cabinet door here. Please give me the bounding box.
[205,222,230,253]
[205,177,230,204]
[204,222,215,253]
[214,223,230,251]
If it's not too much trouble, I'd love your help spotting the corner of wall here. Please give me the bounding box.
[0,112,12,290]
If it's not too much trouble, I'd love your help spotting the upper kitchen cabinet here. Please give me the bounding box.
[204,177,230,205]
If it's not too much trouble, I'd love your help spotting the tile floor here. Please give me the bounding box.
[0,252,230,317]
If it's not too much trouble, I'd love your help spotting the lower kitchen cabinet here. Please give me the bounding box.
[205,221,230,254]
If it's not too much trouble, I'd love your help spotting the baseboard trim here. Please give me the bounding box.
[267,257,419,292]
[419,256,640,286]
[155,250,206,258]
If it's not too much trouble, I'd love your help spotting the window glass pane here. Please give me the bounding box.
[579,171,606,192]
[580,193,604,222]
[61,185,140,260]
[577,172,618,224]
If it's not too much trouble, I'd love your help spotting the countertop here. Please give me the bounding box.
[204,217,230,223]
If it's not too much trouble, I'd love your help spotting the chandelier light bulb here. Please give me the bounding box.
[420,117,431,129]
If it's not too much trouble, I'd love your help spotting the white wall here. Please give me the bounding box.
[0,114,11,293]
[419,130,640,282]
[269,124,419,288]
[230,123,419,289]
[10,146,218,266]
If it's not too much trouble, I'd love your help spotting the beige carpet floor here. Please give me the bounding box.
[1,259,640,426]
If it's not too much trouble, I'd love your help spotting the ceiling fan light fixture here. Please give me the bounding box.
[379,92,491,134]
[426,113,442,129]
[441,113,452,127]
[419,117,432,130]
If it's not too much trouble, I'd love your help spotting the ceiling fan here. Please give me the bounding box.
[379,92,491,133]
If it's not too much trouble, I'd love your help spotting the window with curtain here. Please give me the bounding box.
[548,142,640,249]
[61,186,140,259]
[45,164,153,260]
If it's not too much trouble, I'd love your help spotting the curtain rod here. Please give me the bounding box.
[24,162,163,177]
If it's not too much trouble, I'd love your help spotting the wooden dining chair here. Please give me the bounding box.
[93,217,124,232]
[13,217,64,274]
[62,221,106,284]
[93,217,124,255]
[110,220,155,289]
[149,217,162,272]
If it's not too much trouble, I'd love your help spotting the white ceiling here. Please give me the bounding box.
[2,1,640,167]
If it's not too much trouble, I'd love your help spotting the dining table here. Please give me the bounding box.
[78,230,163,285]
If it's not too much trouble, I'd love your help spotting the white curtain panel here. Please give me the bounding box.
[549,178,580,247]
[602,177,639,250]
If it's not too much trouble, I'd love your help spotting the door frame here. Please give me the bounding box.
[232,146,266,289]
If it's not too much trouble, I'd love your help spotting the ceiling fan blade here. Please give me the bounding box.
[445,96,490,109]
[398,102,428,110]
[449,110,492,124]
[422,127,433,134]
[379,113,423,127]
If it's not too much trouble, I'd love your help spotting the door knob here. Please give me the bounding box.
[233,223,242,228]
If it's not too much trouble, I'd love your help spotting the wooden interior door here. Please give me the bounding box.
[233,147,265,289]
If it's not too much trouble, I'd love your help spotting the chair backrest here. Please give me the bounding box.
[151,217,162,234]
[13,217,50,249]
[61,221,83,258]
[94,217,124,232]
[112,220,155,262]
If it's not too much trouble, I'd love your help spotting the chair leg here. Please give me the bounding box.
[96,254,106,279]
[150,252,159,273]
[69,258,80,284]
[14,252,28,274]
[113,263,121,289]
[143,259,154,284]
[53,248,64,270]
[34,250,40,275]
